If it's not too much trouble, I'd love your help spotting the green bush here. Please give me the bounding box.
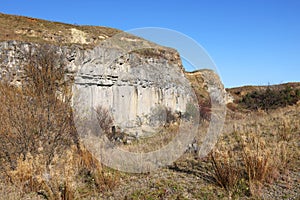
[240,86,300,111]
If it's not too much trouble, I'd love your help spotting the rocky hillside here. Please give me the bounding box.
[0,13,226,137]
[0,13,299,200]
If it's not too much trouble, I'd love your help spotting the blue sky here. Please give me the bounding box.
[1,0,299,88]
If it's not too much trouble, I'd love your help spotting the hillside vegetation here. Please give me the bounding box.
[0,13,299,199]
[0,13,121,47]
[227,83,300,112]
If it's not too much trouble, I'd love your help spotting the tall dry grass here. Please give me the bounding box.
[209,104,299,198]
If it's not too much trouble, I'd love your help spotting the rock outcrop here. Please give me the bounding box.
[185,70,233,105]
[0,40,196,136]
[72,41,195,136]
[0,13,228,138]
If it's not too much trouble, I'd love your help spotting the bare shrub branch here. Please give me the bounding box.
[0,45,76,169]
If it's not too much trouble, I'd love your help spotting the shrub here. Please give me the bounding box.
[240,86,300,111]
[149,105,177,127]
[94,105,114,137]
[0,45,75,169]
[0,45,118,199]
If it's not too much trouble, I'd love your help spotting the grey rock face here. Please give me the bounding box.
[0,41,31,85]
[72,45,195,136]
[0,40,196,137]
[0,37,230,139]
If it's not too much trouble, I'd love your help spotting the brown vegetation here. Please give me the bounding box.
[0,45,118,199]
[0,13,121,47]
[0,13,299,200]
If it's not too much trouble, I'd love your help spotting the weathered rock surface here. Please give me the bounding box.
[72,42,195,136]
[185,70,233,105]
[0,13,229,137]
[0,40,196,136]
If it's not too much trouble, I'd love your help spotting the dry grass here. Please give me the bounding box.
[0,182,42,200]
[120,123,180,153]
[0,13,121,48]
[110,100,299,199]
[0,44,119,199]
[209,104,300,198]
[0,14,299,199]
[210,150,242,195]
[0,144,119,200]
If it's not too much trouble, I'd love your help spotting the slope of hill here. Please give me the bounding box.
[226,82,300,112]
[0,13,299,200]
[0,12,121,47]
[227,82,300,103]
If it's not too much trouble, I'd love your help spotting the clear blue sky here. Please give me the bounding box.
[1,0,299,88]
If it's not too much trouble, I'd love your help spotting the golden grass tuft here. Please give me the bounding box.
[209,104,300,198]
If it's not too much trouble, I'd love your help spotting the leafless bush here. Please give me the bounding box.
[0,45,76,168]
[94,106,114,135]
[0,44,120,199]
[0,45,79,199]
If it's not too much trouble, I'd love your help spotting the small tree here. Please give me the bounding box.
[0,44,76,169]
